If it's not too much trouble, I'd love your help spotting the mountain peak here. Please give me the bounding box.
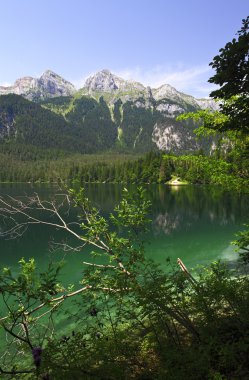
[84,70,119,92]
[40,69,59,79]
[38,70,76,97]
[42,69,56,75]
[40,69,67,80]
[0,70,76,100]
[152,83,179,99]
[83,69,145,94]
[100,69,112,75]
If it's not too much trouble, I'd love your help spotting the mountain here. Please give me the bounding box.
[81,69,218,109]
[0,69,220,154]
[0,70,76,101]
[82,69,146,94]
[79,70,219,153]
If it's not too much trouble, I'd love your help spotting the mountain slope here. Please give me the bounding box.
[0,69,219,154]
[0,94,116,153]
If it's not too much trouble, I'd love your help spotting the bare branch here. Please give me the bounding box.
[177,258,198,285]
[50,240,87,253]
[0,367,34,375]
[32,300,64,322]
[82,261,120,270]
[0,283,131,326]
[1,323,33,349]
[0,192,132,275]
[26,285,92,317]
[0,194,109,252]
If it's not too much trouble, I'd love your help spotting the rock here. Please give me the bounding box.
[195,98,220,111]
[152,121,199,153]
[83,69,146,94]
[0,70,76,100]
[38,70,76,97]
[155,103,185,117]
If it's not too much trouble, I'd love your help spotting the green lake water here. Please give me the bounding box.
[0,182,249,350]
[0,183,248,284]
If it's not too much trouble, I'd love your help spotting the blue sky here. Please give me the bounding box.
[0,0,248,97]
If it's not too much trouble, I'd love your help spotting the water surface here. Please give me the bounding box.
[0,183,248,282]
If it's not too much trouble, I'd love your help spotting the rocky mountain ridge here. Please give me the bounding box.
[0,69,220,154]
[0,69,219,110]
[82,69,146,95]
[81,70,219,111]
[0,70,76,101]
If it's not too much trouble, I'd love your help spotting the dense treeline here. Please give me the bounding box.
[75,151,248,190]
[0,146,248,192]
[0,143,140,182]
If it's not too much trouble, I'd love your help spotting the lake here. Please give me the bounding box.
[0,183,248,284]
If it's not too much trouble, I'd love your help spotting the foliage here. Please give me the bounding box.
[177,109,228,134]
[0,187,249,379]
[209,16,249,101]
[232,224,249,262]
[178,16,249,138]
[0,148,248,192]
[177,16,249,263]
[0,145,140,183]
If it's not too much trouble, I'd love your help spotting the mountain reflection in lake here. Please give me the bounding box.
[152,185,246,236]
[0,183,248,273]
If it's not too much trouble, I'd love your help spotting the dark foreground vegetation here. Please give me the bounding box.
[0,187,249,380]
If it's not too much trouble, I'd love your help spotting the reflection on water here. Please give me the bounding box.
[0,183,248,271]
[154,212,182,235]
[220,245,239,261]
[151,185,248,236]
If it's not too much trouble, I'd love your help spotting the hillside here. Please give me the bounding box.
[0,94,117,153]
[0,70,219,154]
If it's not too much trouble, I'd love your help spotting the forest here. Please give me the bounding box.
[0,146,248,194]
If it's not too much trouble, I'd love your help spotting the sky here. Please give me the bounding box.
[0,0,248,98]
